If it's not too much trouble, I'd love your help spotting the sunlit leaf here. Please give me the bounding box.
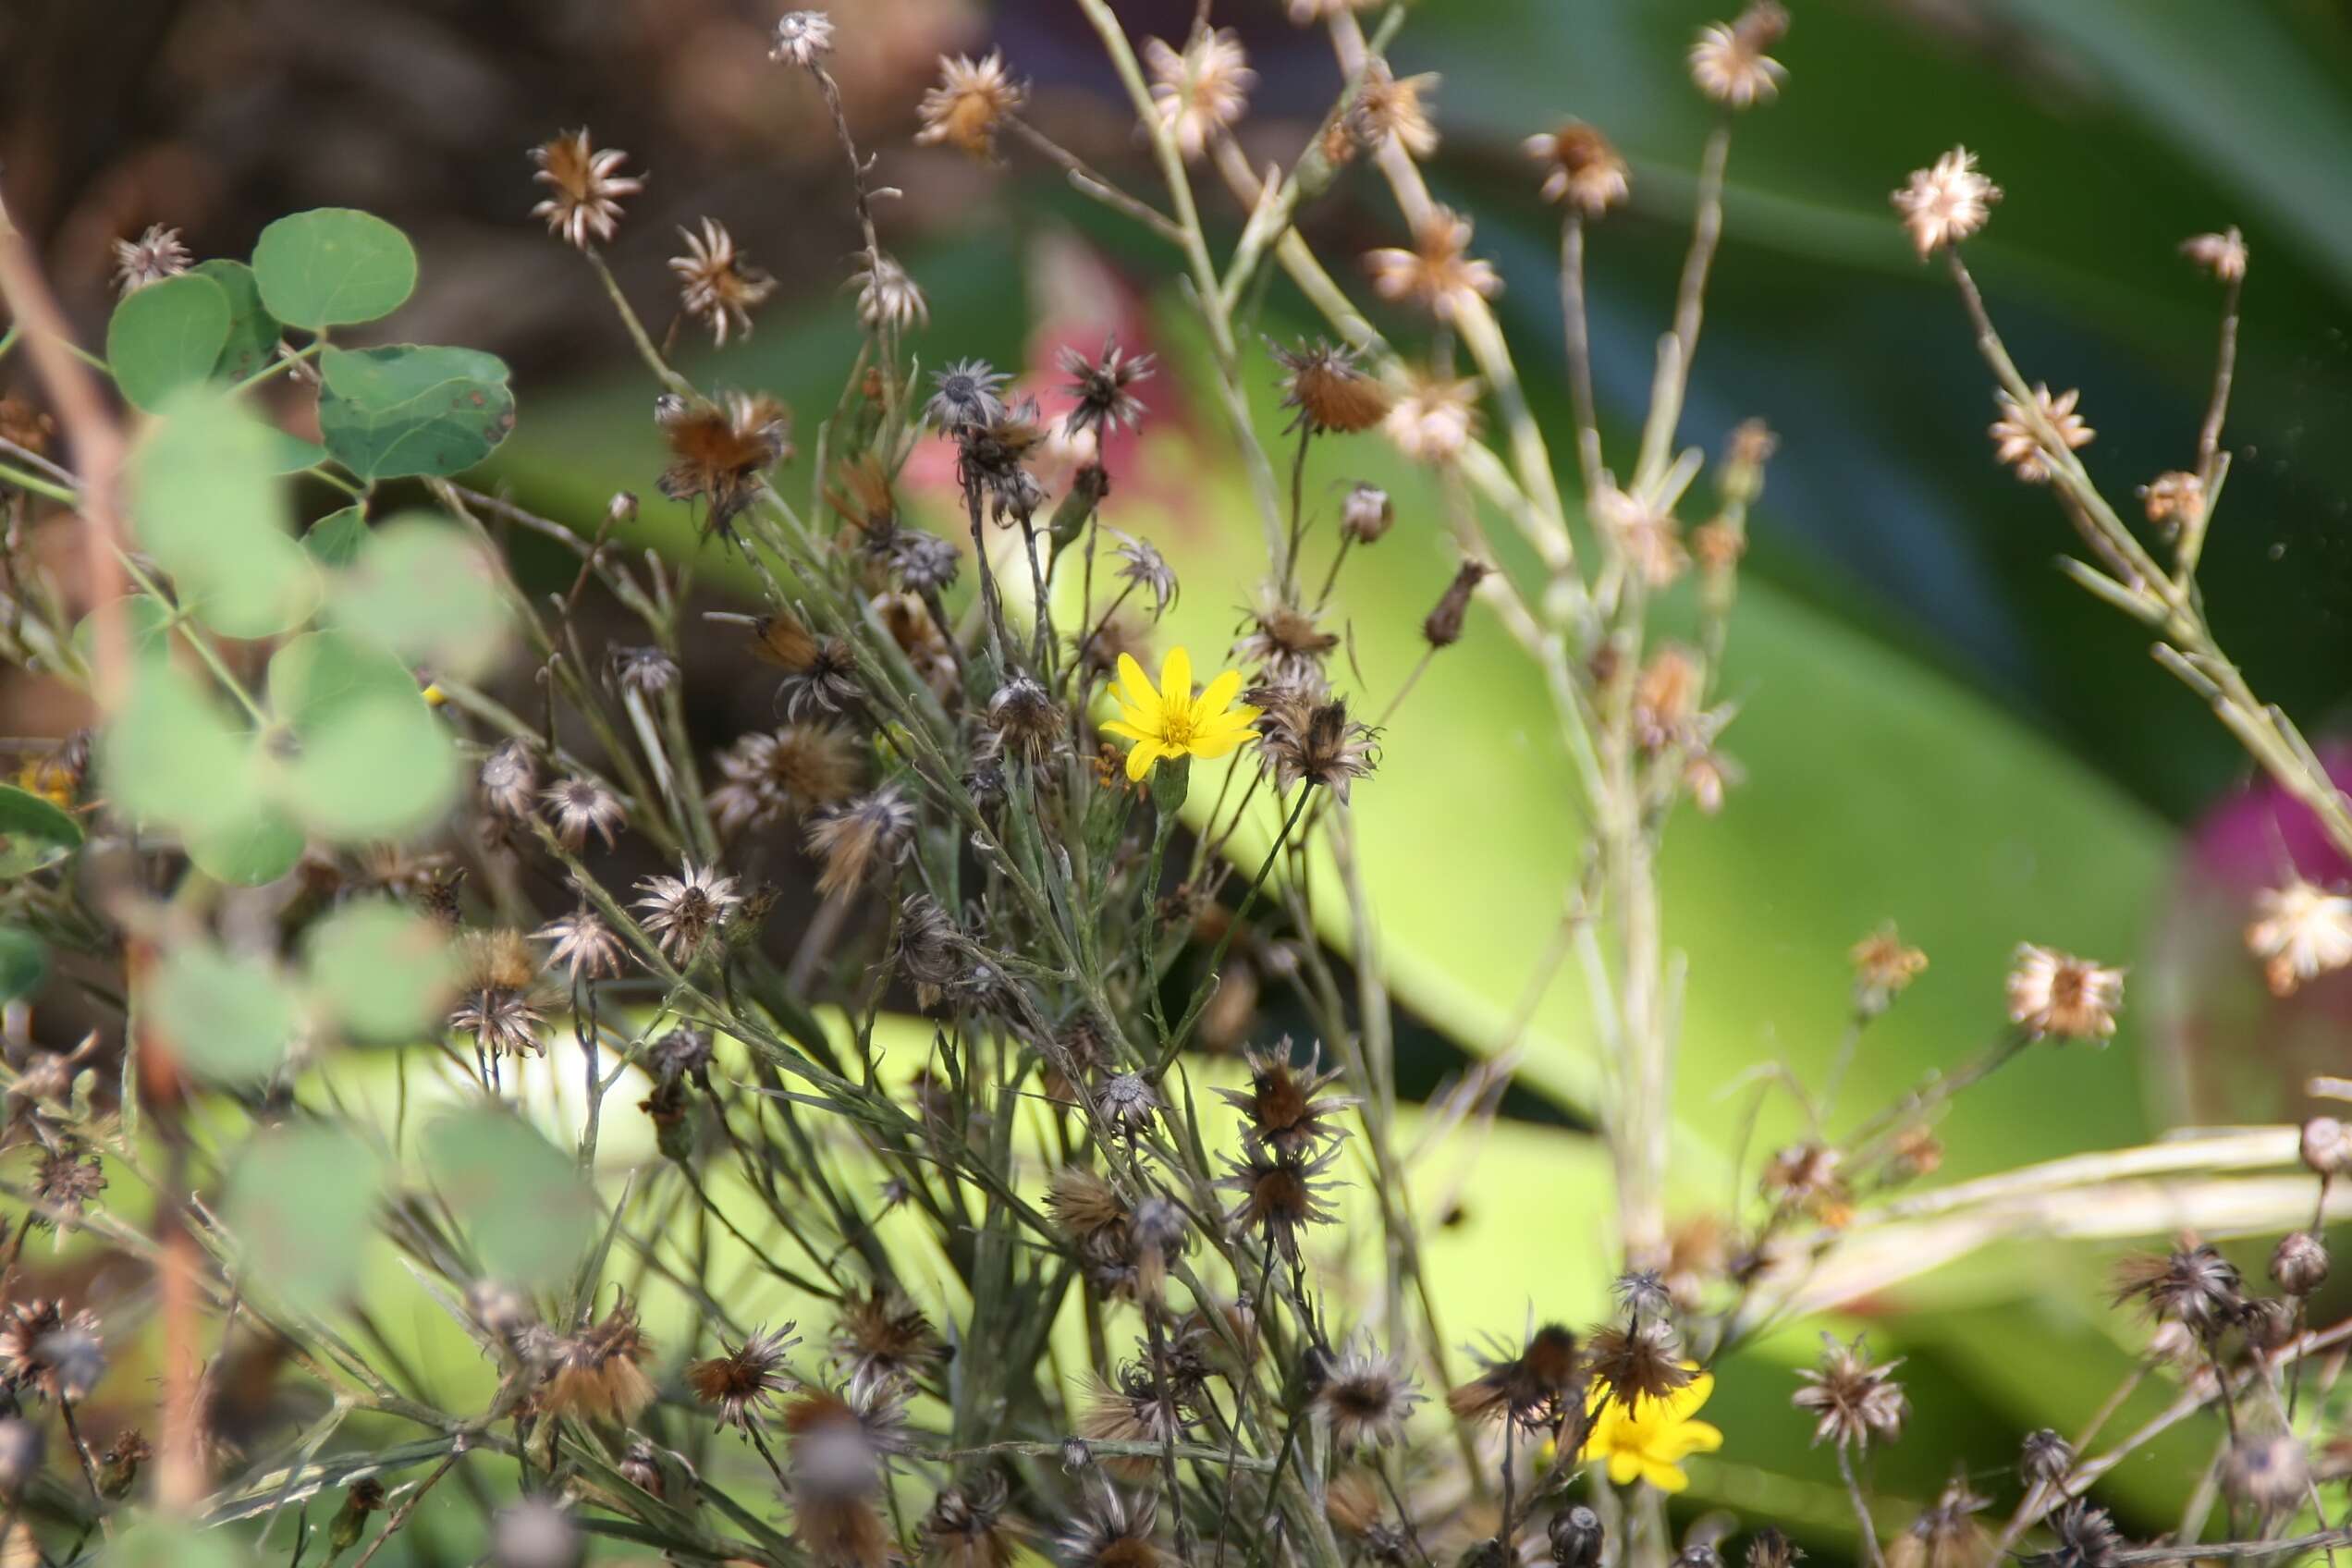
[226,1125,386,1313]
[302,506,369,567]
[150,941,299,1083]
[105,273,232,413]
[423,1109,596,1287]
[251,207,417,329]
[185,807,306,888]
[303,898,457,1043]
[126,386,315,637]
[100,661,259,839]
[281,692,457,842]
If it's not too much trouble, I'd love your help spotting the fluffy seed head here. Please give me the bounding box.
[1893,147,2001,260]
[530,129,642,251]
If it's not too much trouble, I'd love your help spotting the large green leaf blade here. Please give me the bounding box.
[317,344,516,481]
[251,207,417,328]
[105,273,232,412]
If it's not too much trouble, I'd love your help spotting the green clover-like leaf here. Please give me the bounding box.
[251,208,417,328]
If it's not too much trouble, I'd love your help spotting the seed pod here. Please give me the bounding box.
[2301,1116,2352,1178]
[1423,560,1490,648]
[1550,1505,1605,1568]
[2272,1231,2330,1297]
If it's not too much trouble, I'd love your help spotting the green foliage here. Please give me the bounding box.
[301,505,370,567]
[423,1109,596,1287]
[152,940,300,1083]
[302,898,457,1043]
[264,630,459,841]
[184,808,307,887]
[126,386,318,638]
[226,1125,386,1313]
[105,273,232,412]
[317,344,517,480]
[251,207,417,329]
[325,513,512,680]
[190,259,283,383]
[101,661,261,840]
[0,783,83,877]
[0,929,46,1004]
[71,594,175,664]
[109,1521,251,1568]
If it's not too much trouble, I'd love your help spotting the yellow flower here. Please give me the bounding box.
[1579,1367,1721,1494]
[1102,646,1258,783]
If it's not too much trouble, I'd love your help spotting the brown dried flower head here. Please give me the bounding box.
[1215,1040,1357,1157]
[1446,1323,1582,1428]
[1310,1337,1423,1451]
[924,1475,1025,1568]
[1256,693,1380,802]
[1366,208,1501,322]
[917,52,1026,160]
[1525,122,1631,215]
[834,1284,943,1385]
[685,1322,799,1431]
[1792,1333,1907,1450]
[1689,3,1789,107]
[530,129,643,251]
[2112,1241,2242,1334]
[1587,1317,1694,1415]
[113,224,191,296]
[1217,1145,1342,1262]
[2246,878,2352,996]
[1351,60,1440,160]
[670,218,776,349]
[656,390,792,537]
[544,1295,656,1423]
[1893,147,2001,260]
[1145,29,1256,160]
[2005,943,2124,1041]
[1989,385,2093,484]
[1273,339,1391,435]
[2181,227,2248,283]
[1850,924,1929,1015]
[2137,470,2206,534]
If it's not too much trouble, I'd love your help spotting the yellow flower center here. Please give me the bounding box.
[1158,701,1198,749]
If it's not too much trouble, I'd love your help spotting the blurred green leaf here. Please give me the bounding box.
[267,628,426,732]
[127,386,317,638]
[263,430,332,475]
[225,1124,385,1314]
[302,505,369,567]
[0,783,82,877]
[0,929,46,1004]
[251,207,416,329]
[185,807,306,888]
[105,273,231,412]
[72,594,177,666]
[101,661,258,839]
[281,692,456,841]
[325,513,511,680]
[110,1521,248,1568]
[303,898,457,1042]
[317,344,515,481]
[423,1109,596,1287]
[191,258,283,383]
[152,941,298,1083]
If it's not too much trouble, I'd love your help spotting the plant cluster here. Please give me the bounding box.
[0,4,2346,1568]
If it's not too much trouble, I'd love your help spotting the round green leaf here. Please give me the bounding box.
[316,344,516,481]
[0,783,83,878]
[281,692,458,842]
[423,1109,595,1287]
[186,807,306,888]
[226,1126,385,1313]
[128,387,313,638]
[105,273,232,412]
[0,929,48,1004]
[184,529,322,641]
[151,941,298,1083]
[267,629,423,734]
[101,662,260,839]
[191,258,283,383]
[251,208,417,329]
[302,506,369,567]
[326,514,511,680]
[71,594,175,666]
[302,898,456,1042]
[263,429,332,475]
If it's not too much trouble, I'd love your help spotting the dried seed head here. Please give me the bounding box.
[713,726,863,834]
[1351,61,1439,160]
[1586,1317,1693,1414]
[1061,340,1158,439]
[1097,1072,1162,1137]
[452,929,547,1060]
[2018,1428,2073,1487]
[656,391,792,538]
[1256,694,1379,802]
[1611,1269,1674,1320]
[529,129,642,251]
[112,224,192,297]
[2302,1115,2352,1177]
[2247,879,2352,996]
[770,11,837,67]
[1744,1528,1799,1568]
[894,894,973,1008]
[926,359,1011,434]
[1234,597,1341,688]
[1060,1489,1171,1568]
[1079,1366,1195,1476]
[1893,147,2000,259]
[1423,559,1491,648]
[1989,385,2094,484]
[1447,1323,1581,1427]
[916,52,1026,160]
[2031,1501,2121,1568]
[479,740,538,818]
[1689,4,1788,107]
[1310,1336,1423,1451]
[1217,1145,1342,1262]
[1384,372,1482,465]
[2006,944,2125,1040]
[1145,29,1256,161]
[685,1322,799,1430]
[1272,339,1391,435]
[835,1285,943,1385]
[535,906,626,984]
[633,861,746,962]
[1215,1040,1356,1156]
[543,1296,655,1424]
[542,776,625,851]
[2271,1231,2330,1297]
[852,253,931,333]
[1341,484,1393,544]
[2223,1428,2310,1514]
[1595,484,1690,587]
[986,677,1065,765]
[30,1141,105,1228]
[1365,208,1501,322]
[1525,122,1630,215]
[2112,1242,2243,1334]
[1850,925,1929,1017]
[924,1474,1024,1568]
[1551,1507,1606,1568]
[1892,1478,1990,1568]
[1792,1333,1907,1450]
[2181,227,2248,284]
[611,643,681,696]
[670,218,776,349]
[2137,470,2206,533]
[805,786,918,898]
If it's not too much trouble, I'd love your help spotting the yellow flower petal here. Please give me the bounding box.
[1117,653,1159,715]
[1197,668,1243,717]
[1188,731,1251,760]
[1159,644,1193,709]
[1605,1450,1644,1487]
[1125,738,1167,782]
[1102,720,1156,744]
[1637,1457,1691,1495]
[1668,1372,1715,1418]
[1192,707,1259,739]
